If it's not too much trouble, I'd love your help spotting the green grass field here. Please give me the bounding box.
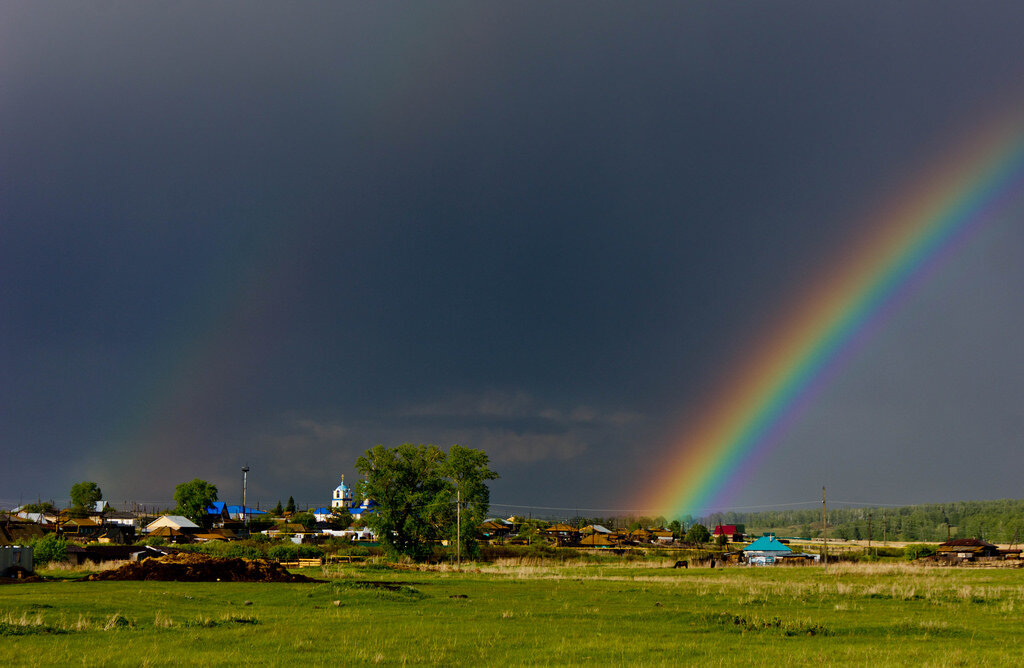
[2,560,1022,665]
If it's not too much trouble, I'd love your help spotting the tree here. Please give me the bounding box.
[286,496,296,514]
[272,500,284,516]
[668,520,683,540]
[356,443,498,561]
[173,478,218,525]
[21,501,57,514]
[685,523,711,545]
[32,533,67,565]
[356,443,451,561]
[514,518,547,545]
[70,481,102,511]
[446,444,499,558]
[291,512,316,531]
[715,532,728,547]
[329,506,353,530]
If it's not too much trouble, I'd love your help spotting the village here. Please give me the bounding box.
[3,473,1020,578]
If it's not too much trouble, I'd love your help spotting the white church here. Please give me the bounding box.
[313,475,377,523]
[332,475,354,509]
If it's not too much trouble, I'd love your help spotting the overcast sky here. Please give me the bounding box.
[3,2,1024,516]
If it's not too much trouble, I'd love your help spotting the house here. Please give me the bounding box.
[146,527,194,544]
[0,516,46,546]
[578,532,618,548]
[265,523,308,538]
[479,519,513,541]
[628,528,654,544]
[742,534,793,565]
[713,524,746,541]
[313,507,334,523]
[145,515,200,534]
[96,524,135,545]
[62,518,103,541]
[652,529,675,543]
[104,511,141,529]
[937,538,1001,561]
[205,502,231,525]
[86,500,111,520]
[225,506,266,521]
[544,523,580,546]
[580,524,613,536]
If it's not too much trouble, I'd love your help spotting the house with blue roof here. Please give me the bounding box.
[742,534,792,565]
[225,505,266,521]
[206,502,229,518]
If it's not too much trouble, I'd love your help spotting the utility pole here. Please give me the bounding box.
[822,486,828,572]
[241,465,249,533]
[456,489,463,567]
[867,513,873,556]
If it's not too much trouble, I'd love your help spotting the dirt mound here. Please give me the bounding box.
[87,552,318,583]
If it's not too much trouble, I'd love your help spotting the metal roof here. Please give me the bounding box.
[742,535,792,553]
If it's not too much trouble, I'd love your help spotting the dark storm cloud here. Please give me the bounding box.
[3,2,1024,512]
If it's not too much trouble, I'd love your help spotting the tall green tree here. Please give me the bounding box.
[173,478,218,525]
[356,444,451,561]
[286,496,296,514]
[69,481,102,511]
[668,520,683,540]
[446,444,499,558]
[356,443,498,561]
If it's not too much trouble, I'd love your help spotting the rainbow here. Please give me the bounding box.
[640,110,1024,518]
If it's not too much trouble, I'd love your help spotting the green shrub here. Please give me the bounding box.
[268,544,298,561]
[904,544,937,560]
[32,534,67,565]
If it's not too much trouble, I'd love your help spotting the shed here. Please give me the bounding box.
[1,545,33,576]
[937,538,1001,561]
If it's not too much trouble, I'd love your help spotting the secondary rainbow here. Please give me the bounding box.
[640,111,1024,518]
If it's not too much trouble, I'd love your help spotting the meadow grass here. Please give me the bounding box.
[2,560,1023,665]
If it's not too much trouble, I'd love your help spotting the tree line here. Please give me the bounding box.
[701,499,1024,544]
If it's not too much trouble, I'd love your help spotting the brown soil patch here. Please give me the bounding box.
[86,552,318,583]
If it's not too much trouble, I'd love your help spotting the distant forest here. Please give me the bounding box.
[698,499,1024,544]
